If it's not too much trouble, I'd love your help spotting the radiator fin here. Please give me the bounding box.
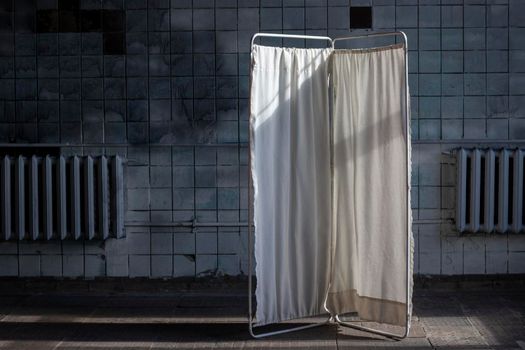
[16,156,25,240]
[43,156,53,240]
[1,156,11,240]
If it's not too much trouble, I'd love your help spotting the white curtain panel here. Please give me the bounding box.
[250,45,333,326]
[327,44,412,326]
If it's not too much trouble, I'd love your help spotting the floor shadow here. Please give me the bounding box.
[0,290,523,348]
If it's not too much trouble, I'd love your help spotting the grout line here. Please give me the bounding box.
[484,2,487,139]
[192,0,196,278]
[146,0,152,279]
[168,2,174,278]
[461,1,465,140]
[34,4,39,143]
[507,2,510,139]
[11,0,15,145]
[439,1,442,140]
[214,0,219,272]
[506,0,511,269]
[11,0,21,276]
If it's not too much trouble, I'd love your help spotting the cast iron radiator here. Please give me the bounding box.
[0,155,124,240]
[456,148,525,233]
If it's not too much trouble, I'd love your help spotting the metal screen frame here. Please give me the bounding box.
[248,31,411,340]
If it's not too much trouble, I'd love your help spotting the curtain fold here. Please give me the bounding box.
[250,42,412,327]
[327,44,412,326]
[250,45,333,326]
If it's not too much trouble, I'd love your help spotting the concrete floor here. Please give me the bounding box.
[0,289,523,349]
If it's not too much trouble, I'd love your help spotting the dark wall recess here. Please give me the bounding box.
[0,147,60,157]
[350,6,372,29]
[35,8,125,54]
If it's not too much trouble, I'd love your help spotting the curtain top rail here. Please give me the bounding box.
[251,33,333,48]
[251,31,407,50]
[332,31,408,50]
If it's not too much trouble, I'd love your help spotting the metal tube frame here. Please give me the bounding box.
[248,31,411,340]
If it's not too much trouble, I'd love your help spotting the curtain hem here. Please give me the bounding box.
[326,289,407,326]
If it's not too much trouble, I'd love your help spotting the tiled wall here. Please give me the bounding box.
[0,0,524,278]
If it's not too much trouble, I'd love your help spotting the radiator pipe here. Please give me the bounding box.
[125,221,249,227]
[0,139,524,148]
[124,219,450,228]
[0,143,246,148]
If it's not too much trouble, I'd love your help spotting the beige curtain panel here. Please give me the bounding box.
[250,43,412,327]
[327,44,413,326]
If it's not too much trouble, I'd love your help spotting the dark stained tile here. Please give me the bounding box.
[58,32,80,55]
[15,12,35,33]
[15,123,38,142]
[36,10,59,33]
[0,1,13,11]
[36,0,57,10]
[102,9,123,31]
[58,0,79,10]
[103,32,124,55]
[127,121,148,143]
[14,0,36,13]
[59,11,79,32]
[81,32,102,54]
[103,0,124,10]
[36,33,58,55]
[0,39,14,56]
[14,34,36,55]
[80,10,102,32]
[0,13,14,33]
